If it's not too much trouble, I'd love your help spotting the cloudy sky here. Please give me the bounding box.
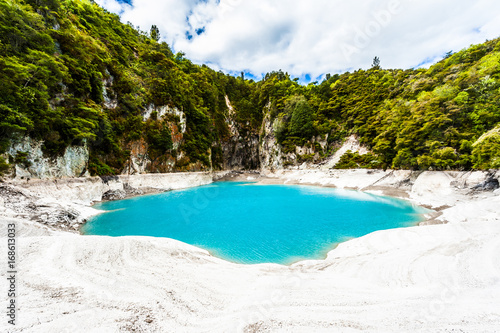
[96,0,500,82]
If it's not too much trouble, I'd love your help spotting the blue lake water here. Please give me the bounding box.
[81,182,427,265]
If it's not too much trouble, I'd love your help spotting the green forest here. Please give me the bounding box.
[1,0,499,175]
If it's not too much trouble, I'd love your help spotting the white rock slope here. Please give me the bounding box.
[0,170,499,332]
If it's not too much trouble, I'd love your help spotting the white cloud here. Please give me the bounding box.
[96,0,500,81]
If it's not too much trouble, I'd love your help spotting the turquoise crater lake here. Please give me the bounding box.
[82,182,427,265]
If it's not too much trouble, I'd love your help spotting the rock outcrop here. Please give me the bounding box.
[258,105,362,171]
[5,136,89,180]
[3,99,493,178]
[121,104,188,174]
[220,96,260,170]
[259,105,284,171]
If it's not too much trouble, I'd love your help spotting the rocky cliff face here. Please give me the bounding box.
[5,136,89,180]
[4,101,371,179]
[220,96,260,170]
[221,135,260,170]
[121,104,209,174]
[258,103,350,171]
[141,104,187,134]
[121,138,178,175]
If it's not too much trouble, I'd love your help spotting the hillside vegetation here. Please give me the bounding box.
[1,0,499,175]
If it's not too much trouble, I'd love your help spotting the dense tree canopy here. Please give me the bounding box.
[0,0,499,174]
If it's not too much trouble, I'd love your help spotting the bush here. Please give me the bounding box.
[14,151,32,168]
[0,156,10,175]
[88,158,116,176]
[472,128,500,169]
[335,151,383,169]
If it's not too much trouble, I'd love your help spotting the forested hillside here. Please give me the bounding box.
[1,0,499,176]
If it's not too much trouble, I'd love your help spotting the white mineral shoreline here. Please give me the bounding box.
[1,170,499,332]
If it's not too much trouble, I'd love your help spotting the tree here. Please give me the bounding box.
[287,96,315,139]
[150,25,160,42]
[146,121,173,157]
[372,56,380,69]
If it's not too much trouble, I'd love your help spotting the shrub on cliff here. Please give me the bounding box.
[0,156,10,176]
